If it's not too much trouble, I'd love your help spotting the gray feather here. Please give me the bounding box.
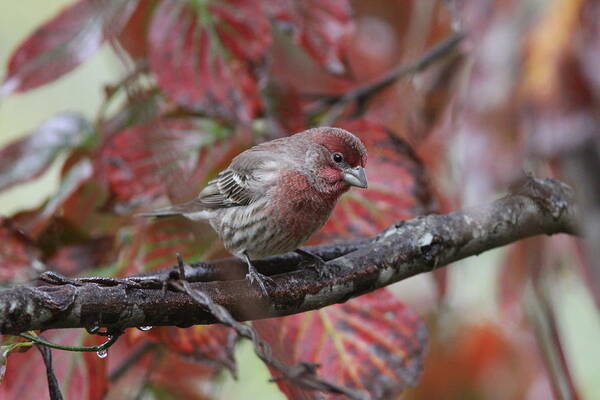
[137,199,207,218]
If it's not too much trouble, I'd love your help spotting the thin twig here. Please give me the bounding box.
[94,60,148,127]
[312,32,465,124]
[20,332,121,353]
[526,281,580,399]
[36,344,64,400]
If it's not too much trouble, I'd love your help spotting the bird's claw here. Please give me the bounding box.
[242,252,276,296]
[246,270,275,295]
[294,249,335,279]
[316,263,336,279]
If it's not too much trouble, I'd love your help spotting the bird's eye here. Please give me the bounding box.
[332,153,344,163]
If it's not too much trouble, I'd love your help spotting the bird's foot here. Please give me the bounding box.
[245,269,276,295]
[242,252,275,295]
[294,249,335,279]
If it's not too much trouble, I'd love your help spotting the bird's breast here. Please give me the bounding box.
[212,189,336,259]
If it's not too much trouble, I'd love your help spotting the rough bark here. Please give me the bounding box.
[0,177,577,335]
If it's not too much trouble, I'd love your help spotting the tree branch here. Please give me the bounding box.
[169,266,368,399]
[311,31,465,124]
[0,177,577,335]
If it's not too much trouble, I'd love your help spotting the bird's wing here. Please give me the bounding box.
[139,141,288,218]
[197,148,282,209]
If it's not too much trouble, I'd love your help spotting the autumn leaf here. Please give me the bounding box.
[0,217,42,285]
[117,0,159,60]
[106,336,222,398]
[0,331,108,400]
[46,236,115,276]
[408,323,540,400]
[146,325,236,372]
[148,0,271,121]
[25,159,94,238]
[268,0,355,75]
[0,113,92,193]
[149,348,223,398]
[254,289,427,399]
[96,118,249,205]
[0,337,33,383]
[115,217,220,276]
[1,0,137,95]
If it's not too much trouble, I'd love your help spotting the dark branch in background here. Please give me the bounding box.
[525,282,579,400]
[36,344,64,400]
[0,176,577,336]
[108,342,158,383]
[309,32,465,125]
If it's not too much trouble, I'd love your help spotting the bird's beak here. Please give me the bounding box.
[342,166,368,188]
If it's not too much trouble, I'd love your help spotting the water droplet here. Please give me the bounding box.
[137,326,153,331]
[96,349,108,358]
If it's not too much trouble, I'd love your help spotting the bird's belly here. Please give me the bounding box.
[212,202,330,260]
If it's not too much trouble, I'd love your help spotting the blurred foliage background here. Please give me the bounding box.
[0,1,119,214]
[1,0,600,399]
[0,2,281,399]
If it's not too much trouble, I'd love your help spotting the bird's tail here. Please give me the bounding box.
[136,207,182,218]
[137,200,210,220]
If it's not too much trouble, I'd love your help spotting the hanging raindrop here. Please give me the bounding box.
[96,349,108,358]
[137,326,153,331]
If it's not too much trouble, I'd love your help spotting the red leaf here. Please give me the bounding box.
[46,236,115,276]
[145,325,236,371]
[148,0,271,121]
[254,289,427,399]
[97,123,169,203]
[264,82,310,133]
[412,323,545,400]
[81,335,109,400]
[0,337,34,383]
[149,348,222,398]
[115,217,221,276]
[117,0,159,60]
[56,180,122,237]
[314,120,434,241]
[0,217,42,285]
[1,0,137,95]
[268,0,354,74]
[105,338,218,398]
[26,159,94,237]
[0,331,108,400]
[96,118,251,204]
[0,113,92,193]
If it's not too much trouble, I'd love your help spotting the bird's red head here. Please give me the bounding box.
[311,127,367,168]
[302,127,368,195]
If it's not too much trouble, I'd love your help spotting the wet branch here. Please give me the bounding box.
[0,176,578,336]
[168,257,367,399]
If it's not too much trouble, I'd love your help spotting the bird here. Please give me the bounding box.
[139,127,368,294]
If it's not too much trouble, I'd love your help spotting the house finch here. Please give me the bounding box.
[140,127,368,294]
